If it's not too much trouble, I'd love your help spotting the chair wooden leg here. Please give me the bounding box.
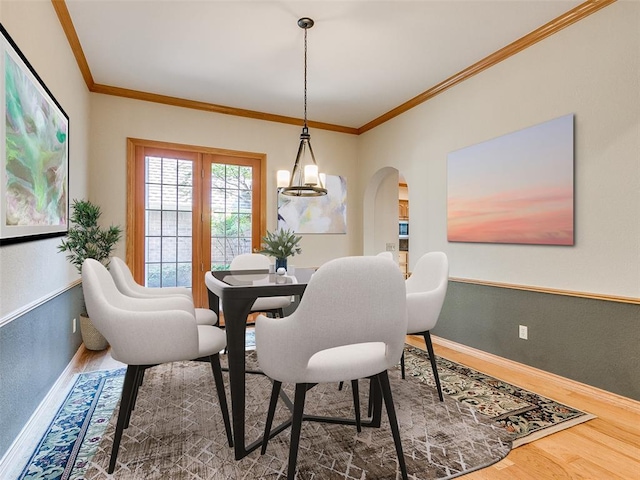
[124,366,145,429]
[423,331,444,401]
[209,354,234,447]
[261,380,282,454]
[400,351,406,379]
[109,365,139,473]
[377,370,408,480]
[351,380,362,432]
[126,367,146,428]
[287,383,308,480]
[367,377,374,418]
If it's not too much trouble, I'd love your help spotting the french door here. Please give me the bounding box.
[127,139,265,307]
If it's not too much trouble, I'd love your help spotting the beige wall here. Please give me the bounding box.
[0,1,90,319]
[88,95,361,269]
[1,1,637,322]
[359,2,640,298]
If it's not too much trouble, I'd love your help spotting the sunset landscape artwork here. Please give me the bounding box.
[447,114,574,245]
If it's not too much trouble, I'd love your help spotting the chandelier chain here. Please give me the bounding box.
[303,26,308,128]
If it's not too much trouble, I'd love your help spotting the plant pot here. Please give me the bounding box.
[79,314,108,351]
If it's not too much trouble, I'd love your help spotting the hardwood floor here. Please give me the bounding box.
[6,337,639,479]
[407,335,640,479]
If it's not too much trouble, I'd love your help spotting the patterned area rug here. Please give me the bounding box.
[402,346,595,447]
[17,368,125,480]
[17,344,594,479]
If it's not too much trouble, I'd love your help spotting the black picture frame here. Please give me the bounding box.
[0,23,69,246]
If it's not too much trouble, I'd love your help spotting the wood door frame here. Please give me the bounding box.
[126,137,267,306]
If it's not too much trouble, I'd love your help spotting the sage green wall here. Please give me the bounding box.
[435,282,640,401]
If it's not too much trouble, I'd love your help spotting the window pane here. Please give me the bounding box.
[144,155,193,290]
[178,186,192,211]
[177,263,191,286]
[146,263,161,288]
[162,263,177,287]
[239,166,252,190]
[211,164,226,188]
[162,184,177,210]
[177,237,191,262]
[177,159,192,186]
[146,210,161,236]
[238,214,251,237]
[211,188,225,213]
[162,211,177,236]
[146,157,162,183]
[209,162,255,269]
[226,165,240,189]
[146,184,161,210]
[177,211,192,236]
[146,237,161,263]
[162,237,177,262]
[162,159,178,184]
[225,190,239,212]
[238,190,252,213]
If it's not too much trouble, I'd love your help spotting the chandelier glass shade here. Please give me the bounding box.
[277,17,327,197]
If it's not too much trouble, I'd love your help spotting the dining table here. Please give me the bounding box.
[205,267,385,460]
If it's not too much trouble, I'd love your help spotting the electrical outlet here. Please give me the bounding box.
[519,325,528,340]
[386,243,396,251]
[72,318,77,334]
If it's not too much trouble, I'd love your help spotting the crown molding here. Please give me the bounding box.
[357,0,617,134]
[51,0,94,89]
[91,84,359,134]
[52,0,616,135]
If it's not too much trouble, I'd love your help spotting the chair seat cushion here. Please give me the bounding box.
[195,308,218,325]
[251,296,291,312]
[197,325,227,356]
[305,342,388,384]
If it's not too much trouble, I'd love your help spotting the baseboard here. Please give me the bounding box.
[430,335,640,414]
[0,345,85,479]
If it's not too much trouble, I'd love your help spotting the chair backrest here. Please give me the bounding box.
[82,259,199,364]
[230,253,271,270]
[110,256,192,299]
[258,256,407,381]
[109,256,144,296]
[376,251,394,261]
[404,252,449,333]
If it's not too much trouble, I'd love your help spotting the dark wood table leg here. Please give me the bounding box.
[222,296,254,460]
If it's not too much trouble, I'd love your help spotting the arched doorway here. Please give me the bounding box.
[363,167,408,271]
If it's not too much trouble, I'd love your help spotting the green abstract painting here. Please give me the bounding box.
[1,24,68,244]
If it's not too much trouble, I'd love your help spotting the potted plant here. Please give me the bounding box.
[58,199,123,350]
[259,228,302,271]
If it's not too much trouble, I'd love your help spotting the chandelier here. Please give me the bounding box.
[277,17,327,197]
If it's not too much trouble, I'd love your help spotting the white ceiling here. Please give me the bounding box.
[65,0,584,129]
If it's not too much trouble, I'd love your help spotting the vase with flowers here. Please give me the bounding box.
[259,228,302,271]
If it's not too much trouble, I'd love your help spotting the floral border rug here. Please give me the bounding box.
[17,368,125,480]
[401,345,596,447]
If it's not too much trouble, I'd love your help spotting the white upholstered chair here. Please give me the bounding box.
[403,251,449,401]
[376,251,394,261]
[230,253,292,318]
[82,258,232,473]
[256,256,409,480]
[109,256,218,326]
